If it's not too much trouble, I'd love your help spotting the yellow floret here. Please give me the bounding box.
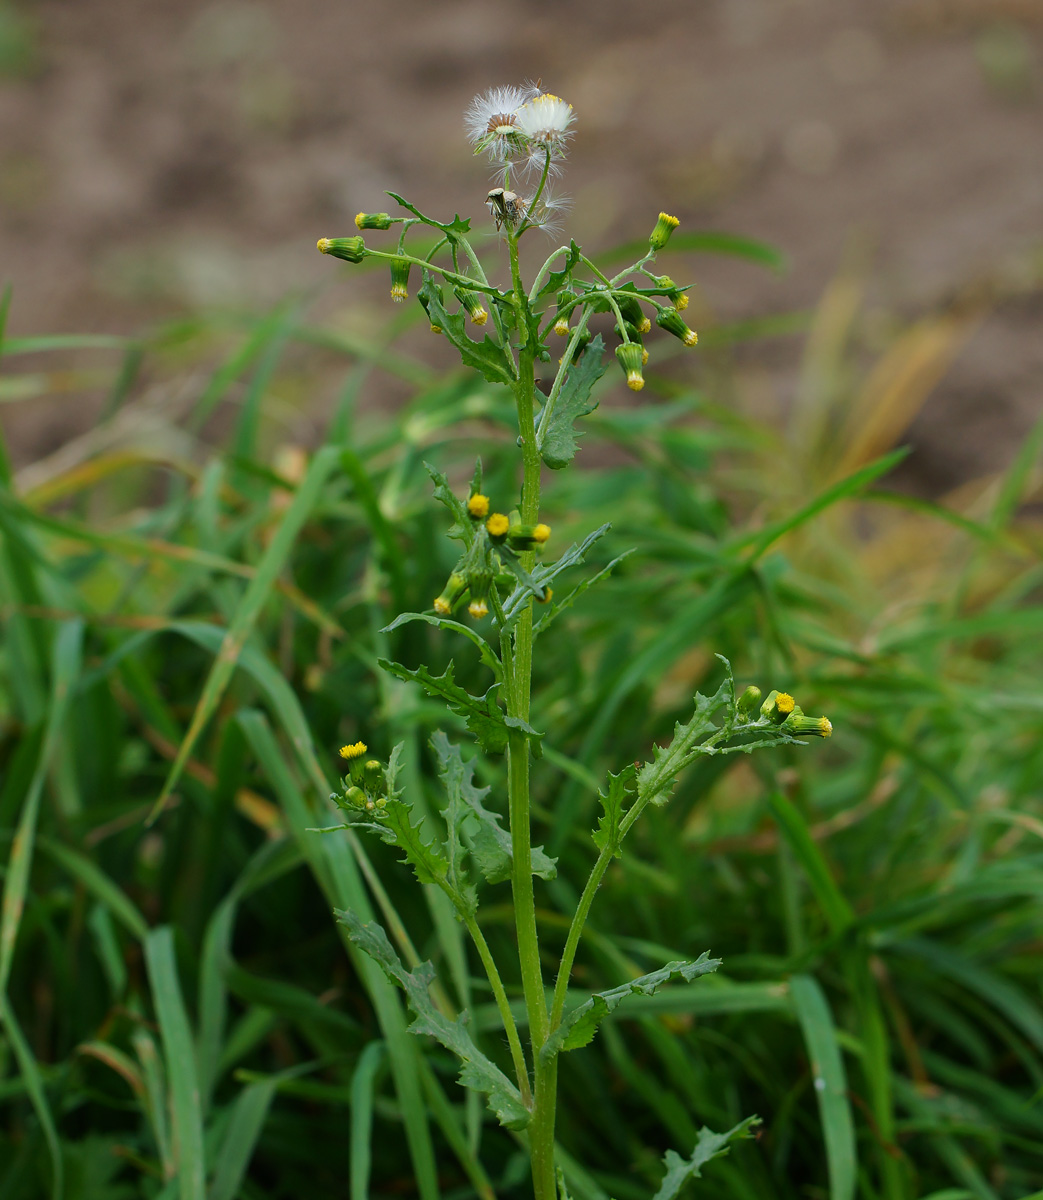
[339,740,368,760]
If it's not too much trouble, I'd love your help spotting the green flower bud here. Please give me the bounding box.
[433,571,467,615]
[653,274,690,310]
[655,306,698,346]
[364,760,385,792]
[737,685,762,717]
[553,288,576,336]
[417,280,445,334]
[559,328,593,364]
[615,342,645,392]
[466,567,494,619]
[389,257,410,303]
[615,294,650,332]
[507,521,552,550]
[355,212,393,231]
[782,711,833,738]
[342,785,367,809]
[649,212,680,251]
[614,320,645,346]
[317,236,366,263]
[454,287,489,325]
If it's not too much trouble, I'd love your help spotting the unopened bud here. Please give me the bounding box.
[615,294,650,333]
[343,785,367,809]
[507,521,551,549]
[454,287,488,325]
[737,685,762,717]
[389,257,410,303]
[364,760,385,792]
[656,307,698,346]
[355,212,393,231]
[317,236,366,263]
[615,342,645,392]
[782,712,833,738]
[649,212,680,251]
[433,572,467,615]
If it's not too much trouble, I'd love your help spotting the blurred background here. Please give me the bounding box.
[1,0,1041,486]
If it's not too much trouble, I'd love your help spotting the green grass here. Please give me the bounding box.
[1,244,1042,1200]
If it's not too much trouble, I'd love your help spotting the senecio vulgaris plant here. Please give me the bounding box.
[316,83,832,1200]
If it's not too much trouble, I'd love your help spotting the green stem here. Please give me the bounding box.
[535,306,592,449]
[505,227,556,1200]
[549,845,613,1032]
[518,149,553,238]
[528,246,570,305]
[463,912,532,1107]
[363,248,504,299]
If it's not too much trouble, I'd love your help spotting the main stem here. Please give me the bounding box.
[505,227,557,1200]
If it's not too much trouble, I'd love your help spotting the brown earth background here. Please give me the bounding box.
[1,0,1041,488]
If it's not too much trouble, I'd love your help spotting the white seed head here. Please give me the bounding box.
[514,93,575,152]
[465,84,539,162]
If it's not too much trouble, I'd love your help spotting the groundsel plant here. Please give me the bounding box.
[316,84,831,1200]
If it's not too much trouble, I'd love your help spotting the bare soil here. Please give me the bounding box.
[1,0,1041,487]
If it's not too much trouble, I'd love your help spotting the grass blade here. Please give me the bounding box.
[789,975,857,1200]
[149,443,341,822]
[144,927,206,1200]
[0,993,63,1200]
[350,1040,384,1200]
[207,1080,277,1200]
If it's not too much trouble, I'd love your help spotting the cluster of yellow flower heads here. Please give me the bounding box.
[738,686,832,738]
[432,492,552,621]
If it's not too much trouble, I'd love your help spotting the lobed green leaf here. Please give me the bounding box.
[418,277,514,386]
[431,731,556,884]
[336,909,530,1130]
[541,334,607,470]
[652,1116,762,1200]
[545,953,721,1056]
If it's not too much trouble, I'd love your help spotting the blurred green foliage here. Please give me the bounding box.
[1,233,1042,1200]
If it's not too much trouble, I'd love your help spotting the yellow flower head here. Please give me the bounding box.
[468,493,491,519]
[487,513,510,538]
[339,741,368,760]
[776,693,795,715]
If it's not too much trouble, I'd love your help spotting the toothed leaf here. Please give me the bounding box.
[545,953,721,1056]
[592,765,635,860]
[419,277,514,387]
[386,191,472,237]
[336,910,529,1129]
[431,731,556,883]
[653,1117,761,1200]
[382,612,502,681]
[541,334,607,470]
[424,461,470,541]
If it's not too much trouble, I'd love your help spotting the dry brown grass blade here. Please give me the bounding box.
[833,306,985,481]
[790,241,870,462]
